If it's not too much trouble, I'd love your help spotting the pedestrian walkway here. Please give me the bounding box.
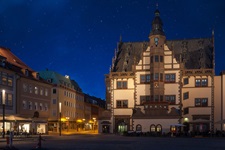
[48,129,98,136]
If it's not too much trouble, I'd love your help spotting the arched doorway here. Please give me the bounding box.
[136,124,142,132]
[118,122,127,133]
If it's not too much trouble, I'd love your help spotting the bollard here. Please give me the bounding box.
[9,131,13,147]
[36,134,42,149]
[6,136,9,145]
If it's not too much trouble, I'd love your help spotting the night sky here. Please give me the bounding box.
[0,0,224,99]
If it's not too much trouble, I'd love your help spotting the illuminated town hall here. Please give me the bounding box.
[104,9,225,135]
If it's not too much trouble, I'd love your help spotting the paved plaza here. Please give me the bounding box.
[1,132,225,150]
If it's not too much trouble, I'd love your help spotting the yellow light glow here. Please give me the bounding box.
[89,120,94,123]
[184,118,189,122]
[61,118,66,122]
[76,119,82,123]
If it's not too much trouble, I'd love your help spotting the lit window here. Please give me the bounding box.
[2,72,7,85]
[40,103,43,111]
[6,93,13,106]
[201,79,208,86]
[195,79,201,86]
[35,86,38,94]
[40,88,43,95]
[8,76,13,86]
[45,89,48,96]
[34,102,38,110]
[150,124,156,132]
[28,101,32,110]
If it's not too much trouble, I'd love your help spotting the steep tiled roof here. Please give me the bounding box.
[0,47,33,71]
[111,38,213,72]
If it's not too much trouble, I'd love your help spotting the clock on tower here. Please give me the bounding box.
[154,37,159,46]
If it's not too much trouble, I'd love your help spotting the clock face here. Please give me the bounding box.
[154,37,159,45]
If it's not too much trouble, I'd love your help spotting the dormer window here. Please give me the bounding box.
[47,78,52,83]
[36,73,40,79]
[25,69,29,76]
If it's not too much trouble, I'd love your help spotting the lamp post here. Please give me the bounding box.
[59,102,61,136]
[2,90,5,138]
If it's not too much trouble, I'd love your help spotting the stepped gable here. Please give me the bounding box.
[166,38,213,69]
[111,38,213,72]
[112,41,148,72]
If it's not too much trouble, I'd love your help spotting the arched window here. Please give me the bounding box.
[136,124,142,131]
[150,124,156,132]
[156,124,162,132]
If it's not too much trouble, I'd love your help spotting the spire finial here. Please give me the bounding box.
[119,35,122,42]
[156,3,158,9]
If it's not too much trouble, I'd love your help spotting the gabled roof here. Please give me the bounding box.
[111,37,213,72]
[0,47,50,84]
[0,47,33,71]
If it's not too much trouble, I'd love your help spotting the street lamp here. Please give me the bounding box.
[59,102,61,136]
[2,90,5,138]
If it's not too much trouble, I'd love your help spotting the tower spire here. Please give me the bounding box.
[149,6,165,36]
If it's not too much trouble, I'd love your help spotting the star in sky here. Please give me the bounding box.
[0,0,224,99]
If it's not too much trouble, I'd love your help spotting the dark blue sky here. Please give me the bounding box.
[0,0,224,99]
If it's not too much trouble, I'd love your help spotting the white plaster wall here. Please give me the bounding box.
[133,119,179,133]
[114,90,134,107]
[189,107,211,115]
[114,109,133,116]
[164,55,172,64]
[143,56,150,64]
[182,88,212,107]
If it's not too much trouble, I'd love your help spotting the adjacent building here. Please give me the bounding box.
[39,70,84,133]
[0,47,52,134]
[0,48,106,135]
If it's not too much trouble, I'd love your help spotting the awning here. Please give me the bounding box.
[0,115,31,122]
[101,121,111,125]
